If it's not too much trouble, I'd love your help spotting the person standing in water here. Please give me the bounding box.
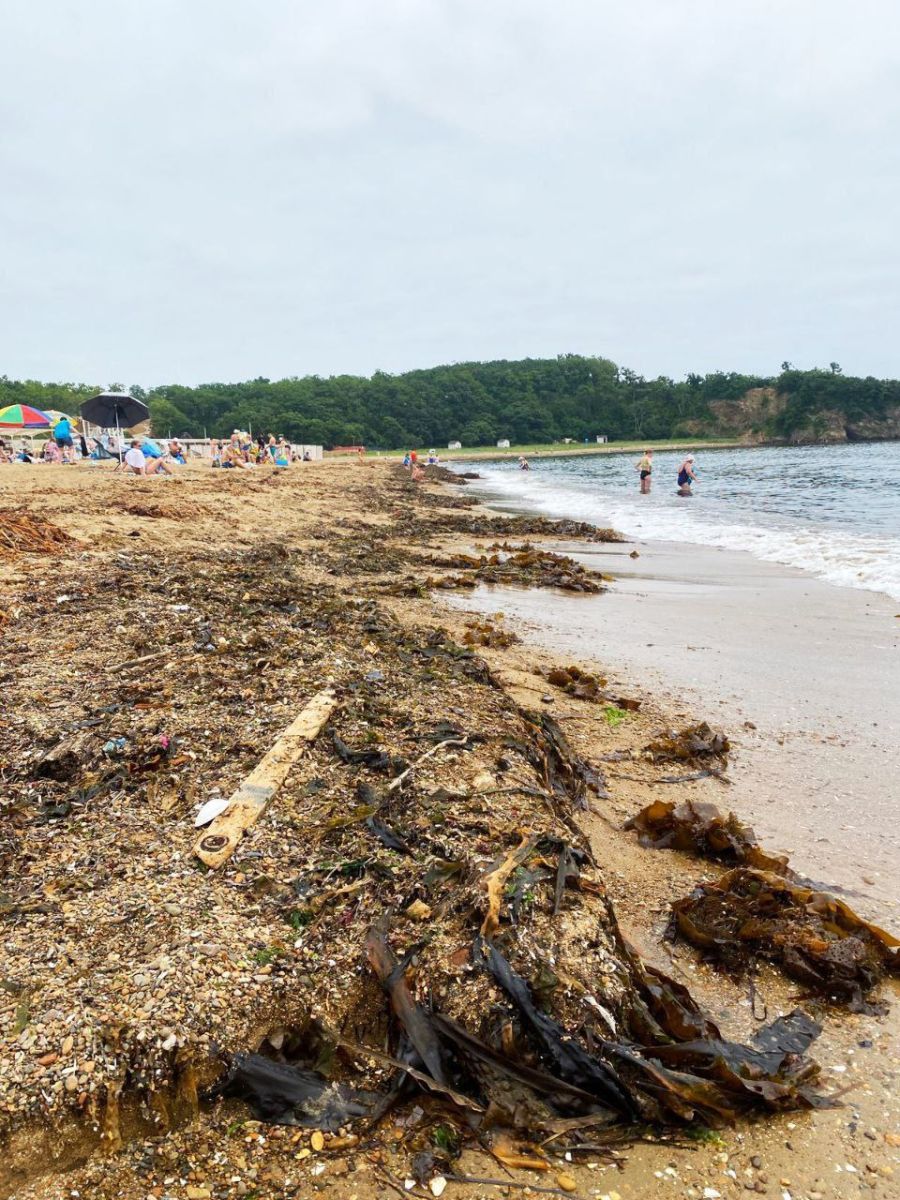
[635,448,653,493]
[677,454,697,495]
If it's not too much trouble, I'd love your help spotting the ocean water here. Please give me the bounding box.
[455,442,900,600]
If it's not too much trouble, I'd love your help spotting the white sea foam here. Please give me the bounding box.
[467,455,900,600]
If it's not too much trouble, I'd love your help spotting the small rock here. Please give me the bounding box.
[430,1178,447,1198]
[310,1130,325,1152]
[185,1188,211,1200]
[556,1174,577,1193]
[751,1156,763,1170]
[405,899,432,921]
[61,1035,74,1056]
[64,1075,78,1092]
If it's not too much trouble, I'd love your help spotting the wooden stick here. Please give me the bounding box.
[193,687,337,868]
[386,736,468,793]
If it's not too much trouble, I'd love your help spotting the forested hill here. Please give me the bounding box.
[3,356,900,447]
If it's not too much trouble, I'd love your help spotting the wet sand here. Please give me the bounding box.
[447,536,900,923]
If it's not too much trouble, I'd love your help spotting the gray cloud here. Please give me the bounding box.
[2,0,899,384]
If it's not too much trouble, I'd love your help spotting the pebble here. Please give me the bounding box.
[556,1174,577,1193]
[310,1130,325,1152]
[750,1156,763,1170]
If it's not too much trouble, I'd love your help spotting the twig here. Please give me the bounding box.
[375,1167,430,1198]
[387,736,468,793]
[448,1176,576,1196]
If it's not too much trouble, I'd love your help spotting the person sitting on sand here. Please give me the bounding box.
[677,454,697,495]
[635,448,653,493]
[16,444,34,463]
[43,440,62,464]
[123,439,173,476]
[411,463,425,482]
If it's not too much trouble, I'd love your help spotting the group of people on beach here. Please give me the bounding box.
[402,448,440,481]
[635,449,698,495]
[211,430,310,469]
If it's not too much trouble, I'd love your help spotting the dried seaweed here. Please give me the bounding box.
[645,723,730,764]
[625,799,789,874]
[544,664,641,711]
[670,868,900,1011]
[0,510,79,558]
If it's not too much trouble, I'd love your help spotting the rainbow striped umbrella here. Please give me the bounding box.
[0,403,52,428]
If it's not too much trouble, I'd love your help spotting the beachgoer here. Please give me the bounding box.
[43,440,62,464]
[677,454,697,496]
[168,439,186,464]
[635,448,653,494]
[410,449,418,465]
[402,452,411,468]
[302,449,311,462]
[411,463,425,482]
[53,416,75,462]
[427,449,438,465]
[123,441,147,475]
[16,444,33,463]
[518,455,531,471]
[124,440,173,476]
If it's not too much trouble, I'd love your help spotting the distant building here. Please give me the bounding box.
[595,435,608,443]
[448,440,462,450]
[562,437,574,444]
[496,438,510,449]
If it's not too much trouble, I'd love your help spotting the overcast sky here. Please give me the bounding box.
[2,0,899,386]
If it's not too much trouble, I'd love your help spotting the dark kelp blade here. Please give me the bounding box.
[208,1052,374,1128]
[366,919,447,1085]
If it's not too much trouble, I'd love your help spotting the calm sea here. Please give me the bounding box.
[457,442,900,600]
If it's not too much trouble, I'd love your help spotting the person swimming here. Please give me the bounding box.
[518,455,531,471]
[677,454,697,495]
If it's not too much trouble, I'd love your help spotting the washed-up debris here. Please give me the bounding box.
[207,1051,375,1127]
[543,664,641,711]
[645,723,730,764]
[625,799,789,874]
[193,688,337,868]
[670,868,900,1012]
[419,545,607,594]
[430,513,624,543]
[462,617,520,648]
[0,509,79,558]
[116,499,211,520]
[35,728,101,781]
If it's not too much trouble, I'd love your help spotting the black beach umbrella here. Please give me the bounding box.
[80,392,150,457]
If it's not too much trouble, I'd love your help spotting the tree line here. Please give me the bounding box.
[2,356,898,447]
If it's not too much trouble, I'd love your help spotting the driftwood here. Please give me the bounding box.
[35,728,100,781]
[193,688,337,868]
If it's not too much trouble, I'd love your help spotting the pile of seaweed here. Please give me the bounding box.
[0,509,79,558]
[626,798,900,1013]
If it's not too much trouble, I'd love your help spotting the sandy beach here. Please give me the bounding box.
[1,460,898,1200]
[446,536,900,924]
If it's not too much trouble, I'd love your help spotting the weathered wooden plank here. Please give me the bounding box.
[193,688,337,868]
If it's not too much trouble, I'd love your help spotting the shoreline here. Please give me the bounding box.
[443,534,900,923]
[2,461,899,1199]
